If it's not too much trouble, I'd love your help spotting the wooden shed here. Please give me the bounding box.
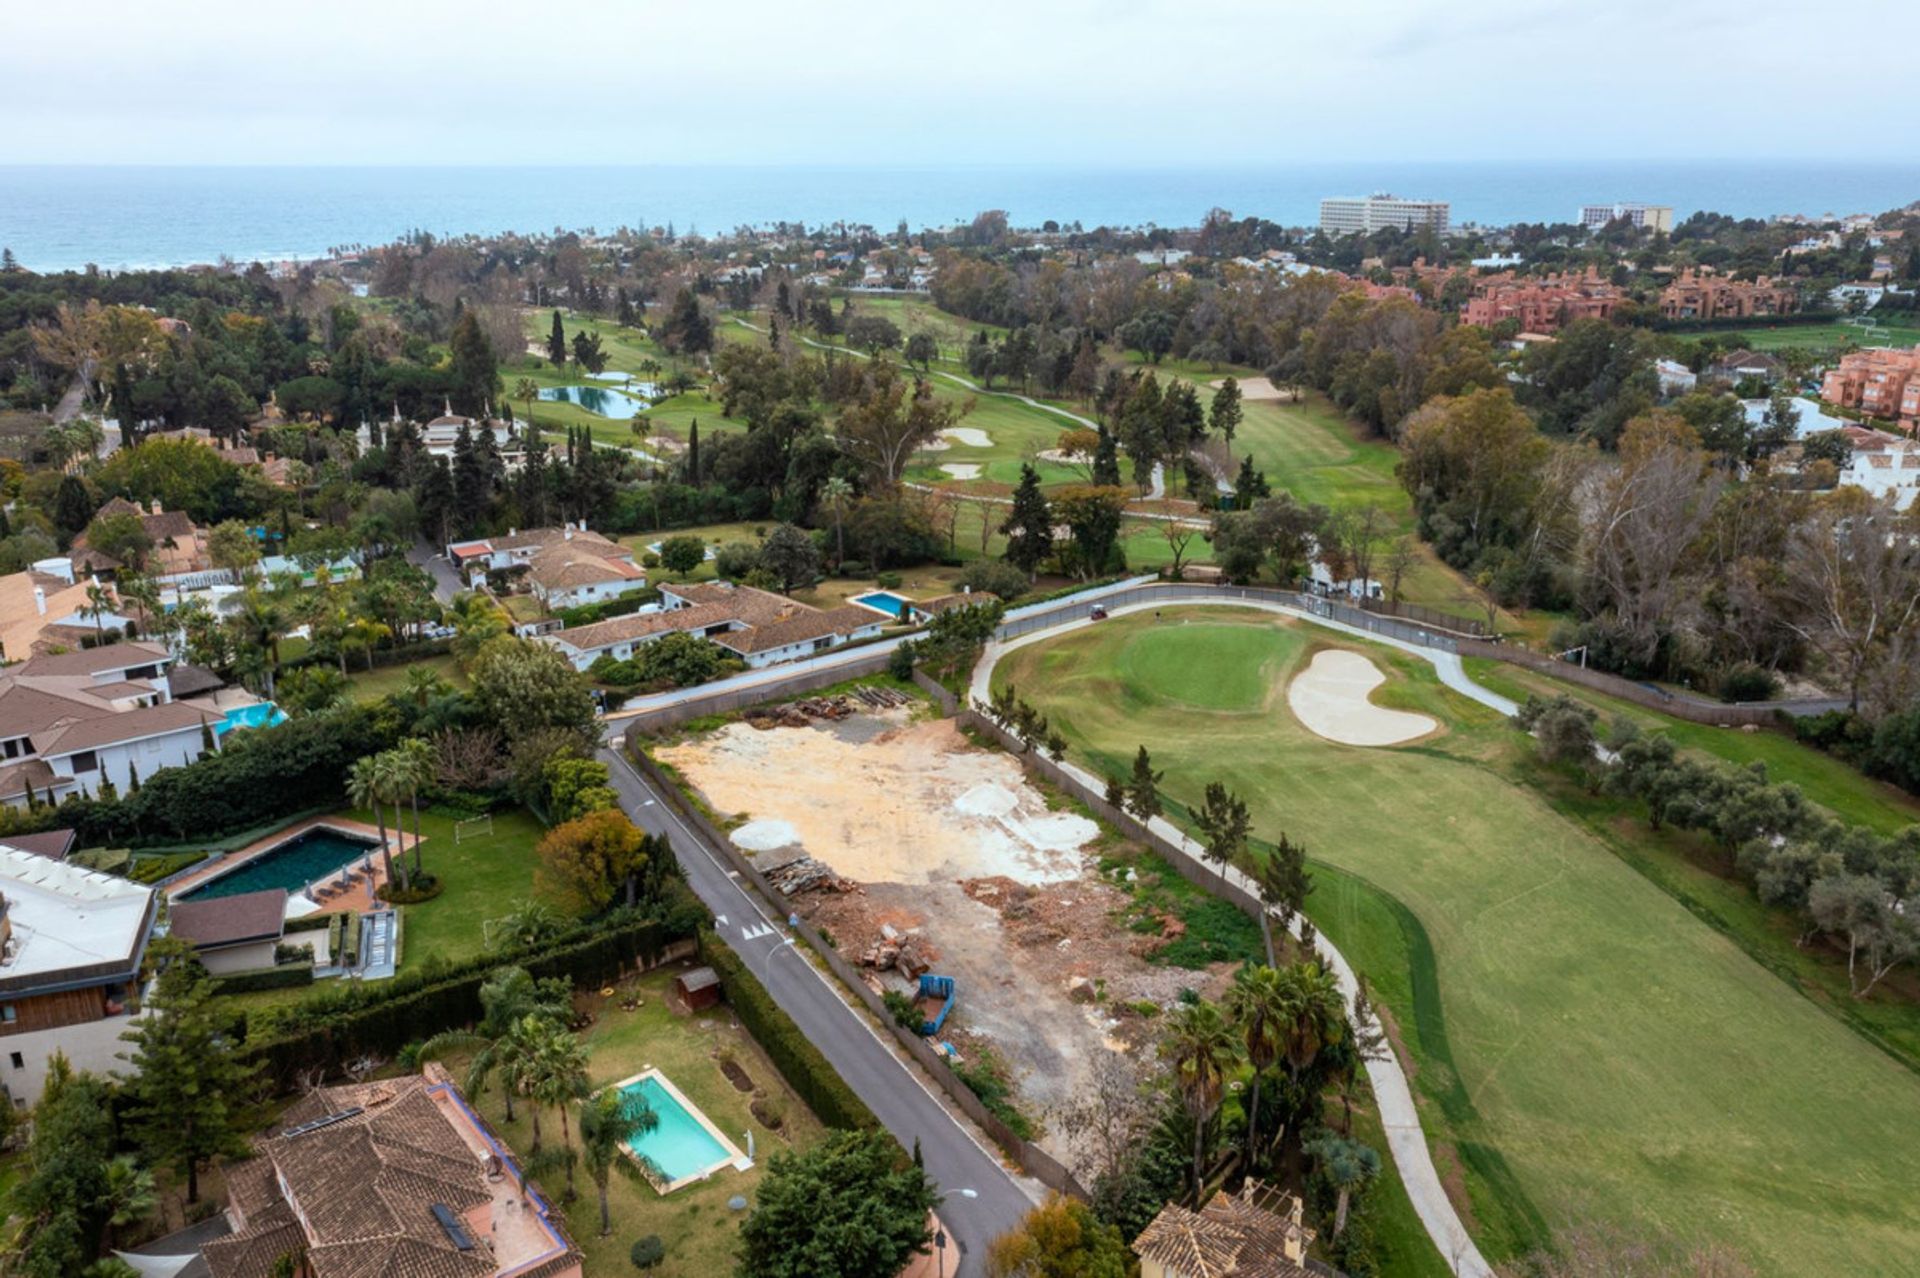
[675,966,723,1011]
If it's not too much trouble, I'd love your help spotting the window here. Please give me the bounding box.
[0,1005,14,1023]
[146,738,162,754]
[69,750,98,773]
[8,1054,21,1070]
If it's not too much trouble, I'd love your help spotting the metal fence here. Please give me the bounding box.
[627,745,1091,1202]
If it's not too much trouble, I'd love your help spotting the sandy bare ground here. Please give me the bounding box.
[656,713,1095,886]
[1286,649,1438,746]
[1211,376,1288,401]
[940,462,983,480]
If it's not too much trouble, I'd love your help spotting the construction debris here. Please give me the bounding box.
[858,935,939,979]
[853,685,912,709]
[745,692,902,730]
[763,854,856,897]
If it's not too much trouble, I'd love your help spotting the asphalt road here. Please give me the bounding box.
[599,743,1035,1275]
[408,537,464,603]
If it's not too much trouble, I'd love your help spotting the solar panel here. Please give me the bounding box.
[431,1202,475,1251]
[279,1105,365,1139]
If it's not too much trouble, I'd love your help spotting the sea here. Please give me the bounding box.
[3,162,1918,275]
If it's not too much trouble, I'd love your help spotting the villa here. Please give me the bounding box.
[0,641,227,809]
[200,1064,584,1278]
[0,560,125,661]
[541,580,882,671]
[69,497,215,584]
[0,846,156,1107]
[1132,1181,1318,1278]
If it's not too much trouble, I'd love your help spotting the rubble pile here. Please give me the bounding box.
[763,854,856,896]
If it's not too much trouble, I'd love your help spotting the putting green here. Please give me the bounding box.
[997,608,1920,1275]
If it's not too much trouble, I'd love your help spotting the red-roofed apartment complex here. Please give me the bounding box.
[1659,269,1798,321]
[1821,344,1920,431]
[1462,268,1622,333]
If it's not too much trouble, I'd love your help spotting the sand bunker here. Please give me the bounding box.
[658,715,1095,885]
[1286,649,1437,746]
[1035,448,1087,465]
[1213,376,1288,402]
[940,426,993,448]
[941,462,983,479]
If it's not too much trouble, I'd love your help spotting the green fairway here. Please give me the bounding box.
[998,609,1920,1275]
[1715,320,1920,352]
[1231,393,1414,533]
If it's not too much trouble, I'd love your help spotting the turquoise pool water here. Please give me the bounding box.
[852,591,911,618]
[621,1075,731,1183]
[180,827,380,901]
[220,703,286,733]
[539,384,657,417]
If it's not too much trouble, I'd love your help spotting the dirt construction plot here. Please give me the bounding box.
[1287,648,1438,746]
[656,709,1229,1170]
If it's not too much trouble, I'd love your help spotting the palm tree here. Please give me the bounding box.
[102,1154,156,1249]
[1278,962,1348,1090]
[529,1023,592,1199]
[1303,1132,1381,1238]
[84,582,115,644]
[516,377,540,437]
[396,738,432,881]
[115,573,164,645]
[578,1088,658,1235]
[1224,964,1287,1172]
[1159,999,1241,1203]
[403,664,448,708]
[486,898,565,951]
[419,967,563,1124]
[819,475,853,566]
[346,755,398,894]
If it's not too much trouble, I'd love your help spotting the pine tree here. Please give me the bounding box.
[414,457,458,549]
[1209,376,1243,454]
[1233,456,1270,510]
[449,310,499,416]
[451,423,490,532]
[687,419,701,485]
[1000,464,1054,577]
[548,310,568,368]
[120,940,256,1203]
[0,247,17,273]
[112,361,141,445]
[1126,746,1163,822]
[54,473,95,539]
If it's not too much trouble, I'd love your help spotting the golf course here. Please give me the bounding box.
[994,607,1920,1275]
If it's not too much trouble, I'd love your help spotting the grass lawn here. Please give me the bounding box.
[1230,393,1413,534]
[345,653,466,703]
[457,962,825,1278]
[997,609,1920,1275]
[1717,320,1920,352]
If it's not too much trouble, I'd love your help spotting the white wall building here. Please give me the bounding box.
[1319,194,1450,237]
[1578,203,1674,234]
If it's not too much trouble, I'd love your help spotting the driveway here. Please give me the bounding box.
[408,537,464,604]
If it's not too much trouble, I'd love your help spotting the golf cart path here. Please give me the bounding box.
[973,596,1503,1278]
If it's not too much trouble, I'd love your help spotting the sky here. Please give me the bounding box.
[4,0,1918,166]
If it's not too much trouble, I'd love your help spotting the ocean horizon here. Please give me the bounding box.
[3,161,1918,275]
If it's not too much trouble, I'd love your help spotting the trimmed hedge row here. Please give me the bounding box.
[699,930,881,1135]
[240,904,699,1092]
[212,964,315,995]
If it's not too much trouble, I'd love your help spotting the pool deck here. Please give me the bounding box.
[165,815,412,914]
[607,1068,753,1193]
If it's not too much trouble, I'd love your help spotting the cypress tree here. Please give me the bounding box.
[1091,425,1122,487]
[548,309,567,368]
[687,419,700,485]
[1000,463,1054,577]
[112,361,140,445]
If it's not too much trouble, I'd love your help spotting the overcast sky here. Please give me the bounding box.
[5,0,1915,166]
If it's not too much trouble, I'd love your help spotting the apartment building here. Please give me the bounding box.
[1659,269,1798,321]
[1319,194,1450,237]
[1821,343,1920,430]
[1461,268,1622,333]
[1579,202,1674,234]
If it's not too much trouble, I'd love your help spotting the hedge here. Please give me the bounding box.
[340,912,362,968]
[212,964,315,995]
[240,900,702,1093]
[286,912,335,934]
[698,930,881,1135]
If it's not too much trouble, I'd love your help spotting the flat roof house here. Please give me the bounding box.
[203,1065,584,1278]
[0,641,224,809]
[541,581,882,671]
[0,846,156,1107]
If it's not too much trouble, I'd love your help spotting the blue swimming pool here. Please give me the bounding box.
[219,702,287,733]
[180,826,381,901]
[852,590,912,619]
[539,384,658,417]
[620,1074,735,1186]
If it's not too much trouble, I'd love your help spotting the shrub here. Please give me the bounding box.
[128,850,208,883]
[834,559,869,579]
[285,912,335,933]
[273,942,315,966]
[377,874,444,905]
[883,989,921,1030]
[1718,661,1780,703]
[875,571,902,589]
[640,551,661,569]
[212,964,315,995]
[956,559,1029,602]
[630,1236,666,1270]
[713,540,761,580]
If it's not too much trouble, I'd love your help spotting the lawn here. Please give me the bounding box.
[456,962,825,1278]
[997,608,1920,1275]
[1715,320,1920,352]
[345,652,465,704]
[1230,393,1413,534]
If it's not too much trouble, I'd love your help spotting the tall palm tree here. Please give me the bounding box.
[819,474,853,566]
[529,1024,592,1199]
[1278,961,1348,1089]
[500,1014,555,1150]
[1224,964,1287,1172]
[419,967,563,1124]
[346,755,398,894]
[578,1088,658,1235]
[1159,1000,1241,1202]
[396,738,433,881]
[84,582,115,644]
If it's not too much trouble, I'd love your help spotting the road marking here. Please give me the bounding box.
[740,922,776,941]
[714,914,729,927]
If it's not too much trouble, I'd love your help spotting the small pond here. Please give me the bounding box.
[539,384,658,417]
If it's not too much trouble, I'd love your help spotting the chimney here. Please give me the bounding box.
[150,498,163,516]
[33,586,45,616]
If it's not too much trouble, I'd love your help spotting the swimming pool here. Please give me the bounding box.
[219,702,287,733]
[179,826,381,901]
[617,1071,746,1190]
[852,590,913,619]
[539,384,658,417]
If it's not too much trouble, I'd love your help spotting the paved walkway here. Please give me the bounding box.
[973,596,1498,1278]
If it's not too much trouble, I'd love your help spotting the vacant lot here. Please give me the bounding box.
[655,707,1234,1168]
[998,608,1920,1275]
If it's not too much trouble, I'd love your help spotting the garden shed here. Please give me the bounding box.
[675,965,723,1011]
